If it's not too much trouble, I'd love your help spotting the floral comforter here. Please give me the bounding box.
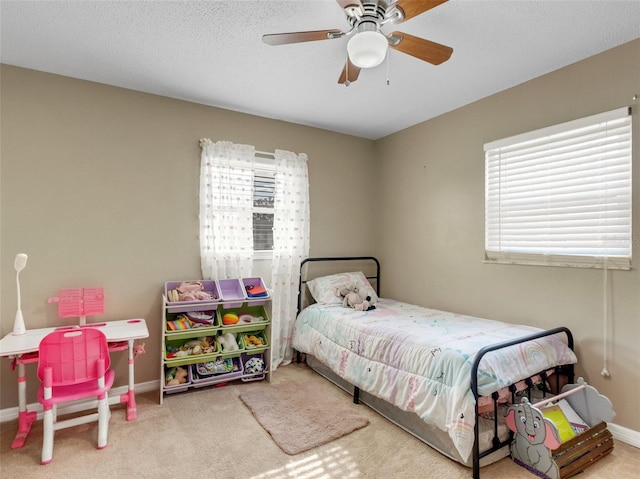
[292,298,576,461]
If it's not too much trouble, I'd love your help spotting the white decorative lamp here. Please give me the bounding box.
[347,28,389,68]
[13,253,28,335]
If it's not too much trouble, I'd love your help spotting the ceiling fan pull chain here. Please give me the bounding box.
[386,50,390,86]
[345,51,351,87]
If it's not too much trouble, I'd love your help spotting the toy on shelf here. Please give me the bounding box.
[244,334,264,348]
[244,356,265,375]
[218,332,240,352]
[165,367,188,386]
[196,358,236,376]
[245,284,268,298]
[165,337,216,358]
[239,314,265,324]
[222,313,240,325]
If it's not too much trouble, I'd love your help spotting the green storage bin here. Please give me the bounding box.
[219,304,269,332]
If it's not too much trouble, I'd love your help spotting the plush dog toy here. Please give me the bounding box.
[165,366,188,386]
[335,284,376,311]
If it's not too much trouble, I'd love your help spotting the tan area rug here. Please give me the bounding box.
[239,379,369,455]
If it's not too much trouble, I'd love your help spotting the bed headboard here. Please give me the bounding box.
[297,256,380,314]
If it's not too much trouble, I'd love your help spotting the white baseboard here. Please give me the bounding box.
[0,380,159,423]
[1,381,638,450]
[609,423,640,448]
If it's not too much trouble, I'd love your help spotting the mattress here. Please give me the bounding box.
[292,298,577,462]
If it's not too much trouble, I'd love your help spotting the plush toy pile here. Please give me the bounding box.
[335,283,376,311]
[167,281,215,302]
[165,336,216,358]
[165,366,188,386]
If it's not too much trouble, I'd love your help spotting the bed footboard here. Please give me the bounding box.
[470,326,575,479]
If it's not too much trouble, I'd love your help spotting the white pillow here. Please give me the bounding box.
[307,271,378,306]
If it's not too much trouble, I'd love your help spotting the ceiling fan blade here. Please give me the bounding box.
[263,29,343,46]
[338,59,361,84]
[392,0,448,23]
[387,31,453,65]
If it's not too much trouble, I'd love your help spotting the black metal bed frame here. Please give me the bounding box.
[297,256,575,479]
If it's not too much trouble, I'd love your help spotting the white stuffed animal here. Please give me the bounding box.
[335,284,375,311]
[217,332,239,352]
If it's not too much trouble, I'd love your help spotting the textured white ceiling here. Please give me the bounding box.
[1,0,639,139]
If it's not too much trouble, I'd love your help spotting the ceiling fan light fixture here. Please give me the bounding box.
[347,30,388,69]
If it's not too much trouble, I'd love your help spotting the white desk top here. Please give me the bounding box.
[0,319,149,357]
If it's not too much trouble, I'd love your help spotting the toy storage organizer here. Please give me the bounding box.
[160,278,271,404]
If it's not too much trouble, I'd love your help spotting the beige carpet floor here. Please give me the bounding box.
[1,362,638,479]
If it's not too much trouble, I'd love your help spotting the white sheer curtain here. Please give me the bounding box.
[270,149,310,370]
[199,139,255,280]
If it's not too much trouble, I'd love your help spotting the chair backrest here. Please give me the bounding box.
[37,328,110,386]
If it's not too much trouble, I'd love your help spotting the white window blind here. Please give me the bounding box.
[253,167,275,251]
[484,107,632,269]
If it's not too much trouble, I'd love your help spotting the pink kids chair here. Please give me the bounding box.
[37,328,114,464]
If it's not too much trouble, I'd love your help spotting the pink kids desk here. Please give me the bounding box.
[0,318,149,449]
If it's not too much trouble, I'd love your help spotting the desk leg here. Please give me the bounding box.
[119,339,138,421]
[12,362,37,449]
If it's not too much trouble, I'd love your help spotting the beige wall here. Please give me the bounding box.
[374,39,640,432]
[0,64,376,408]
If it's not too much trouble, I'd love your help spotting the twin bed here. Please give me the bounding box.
[292,257,577,479]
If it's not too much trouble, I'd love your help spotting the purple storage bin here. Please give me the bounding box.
[165,280,220,312]
[218,278,246,307]
[242,277,269,305]
[190,357,243,388]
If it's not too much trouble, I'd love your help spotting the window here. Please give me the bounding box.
[253,165,275,252]
[484,107,632,269]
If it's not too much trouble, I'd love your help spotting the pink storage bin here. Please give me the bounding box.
[165,280,220,312]
[218,279,246,308]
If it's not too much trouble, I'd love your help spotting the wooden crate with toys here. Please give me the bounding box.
[505,377,615,479]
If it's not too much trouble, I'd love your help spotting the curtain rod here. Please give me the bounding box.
[255,150,275,159]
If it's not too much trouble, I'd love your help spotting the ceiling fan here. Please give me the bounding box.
[262,0,453,85]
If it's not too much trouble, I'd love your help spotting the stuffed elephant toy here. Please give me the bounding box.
[505,398,562,479]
